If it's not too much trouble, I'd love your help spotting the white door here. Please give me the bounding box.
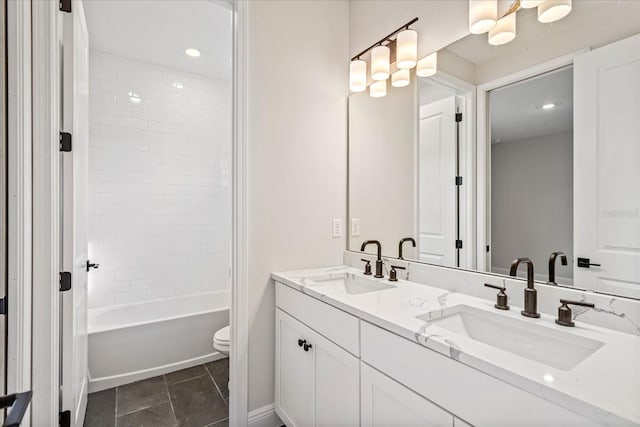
[573,34,640,299]
[418,96,458,266]
[61,1,89,425]
[275,309,314,427]
[312,324,359,426]
[361,362,453,427]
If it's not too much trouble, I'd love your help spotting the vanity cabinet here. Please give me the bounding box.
[275,308,359,427]
[361,362,454,426]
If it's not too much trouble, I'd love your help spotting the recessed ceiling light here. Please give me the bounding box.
[172,82,184,89]
[542,103,555,110]
[128,91,141,103]
[185,48,201,58]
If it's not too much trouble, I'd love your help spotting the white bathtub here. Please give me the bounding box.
[88,290,229,392]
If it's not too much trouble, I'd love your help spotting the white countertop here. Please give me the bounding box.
[272,265,640,426]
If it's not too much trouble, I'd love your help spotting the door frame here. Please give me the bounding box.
[29,0,250,424]
[475,49,587,272]
[6,0,33,414]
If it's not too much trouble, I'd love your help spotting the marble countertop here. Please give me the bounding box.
[272,265,640,426]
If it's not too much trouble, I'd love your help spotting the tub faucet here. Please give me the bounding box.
[547,251,567,285]
[509,257,540,318]
[361,240,384,278]
[398,237,416,260]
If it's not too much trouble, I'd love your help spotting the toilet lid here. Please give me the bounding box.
[214,326,230,343]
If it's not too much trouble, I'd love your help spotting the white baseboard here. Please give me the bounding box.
[88,352,226,393]
[248,404,282,427]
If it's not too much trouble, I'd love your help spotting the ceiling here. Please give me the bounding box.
[489,66,572,143]
[83,0,232,80]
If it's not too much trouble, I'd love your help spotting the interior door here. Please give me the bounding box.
[61,1,89,425]
[573,34,640,299]
[418,96,458,266]
[0,0,7,397]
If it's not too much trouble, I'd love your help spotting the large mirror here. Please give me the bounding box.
[348,2,640,299]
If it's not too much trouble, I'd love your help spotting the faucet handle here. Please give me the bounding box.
[484,283,510,310]
[388,265,406,282]
[555,299,595,327]
[361,259,372,275]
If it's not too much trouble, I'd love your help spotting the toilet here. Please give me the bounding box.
[213,325,230,355]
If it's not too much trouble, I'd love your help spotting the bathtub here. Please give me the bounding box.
[88,290,229,392]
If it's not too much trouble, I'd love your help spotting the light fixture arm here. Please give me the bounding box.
[351,17,419,61]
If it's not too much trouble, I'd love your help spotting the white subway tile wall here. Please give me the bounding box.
[88,51,231,308]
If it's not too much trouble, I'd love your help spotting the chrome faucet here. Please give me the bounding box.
[361,240,384,278]
[547,251,567,285]
[509,257,540,318]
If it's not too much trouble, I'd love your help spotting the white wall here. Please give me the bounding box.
[87,51,231,308]
[491,132,573,283]
[247,0,349,413]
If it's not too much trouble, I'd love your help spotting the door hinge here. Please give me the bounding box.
[486,245,491,253]
[60,132,72,152]
[59,0,72,13]
[0,297,6,315]
[455,240,463,249]
[60,272,72,292]
[455,112,462,122]
[455,176,463,186]
[59,410,71,427]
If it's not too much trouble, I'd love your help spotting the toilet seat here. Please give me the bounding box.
[213,326,230,354]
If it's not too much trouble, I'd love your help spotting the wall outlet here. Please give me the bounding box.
[332,219,343,238]
[351,218,360,237]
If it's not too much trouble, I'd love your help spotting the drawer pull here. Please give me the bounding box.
[298,339,306,347]
[303,342,313,352]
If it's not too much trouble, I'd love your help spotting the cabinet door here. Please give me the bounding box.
[312,327,360,426]
[361,362,453,427]
[275,309,314,427]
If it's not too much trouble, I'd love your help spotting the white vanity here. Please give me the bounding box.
[272,262,640,426]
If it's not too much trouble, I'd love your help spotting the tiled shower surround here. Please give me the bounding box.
[88,51,231,308]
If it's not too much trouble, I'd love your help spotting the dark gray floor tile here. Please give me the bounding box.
[205,358,229,399]
[116,376,169,416]
[205,418,228,427]
[115,402,176,427]
[169,375,228,427]
[164,365,207,386]
[84,388,116,427]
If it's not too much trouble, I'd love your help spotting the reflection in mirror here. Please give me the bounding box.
[347,2,640,300]
[488,67,573,285]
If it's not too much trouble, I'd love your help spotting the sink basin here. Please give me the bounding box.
[305,273,395,295]
[416,305,604,371]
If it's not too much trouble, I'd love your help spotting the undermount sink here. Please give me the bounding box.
[305,272,395,295]
[416,305,604,371]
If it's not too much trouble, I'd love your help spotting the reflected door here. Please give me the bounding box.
[573,34,640,299]
[418,96,458,266]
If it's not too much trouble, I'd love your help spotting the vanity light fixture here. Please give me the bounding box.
[371,45,391,81]
[538,0,572,23]
[416,52,437,78]
[349,59,367,92]
[396,29,418,69]
[391,69,411,88]
[185,48,201,57]
[348,18,419,96]
[370,80,387,98]
[542,103,556,109]
[469,0,498,34]
[488,11,516,45]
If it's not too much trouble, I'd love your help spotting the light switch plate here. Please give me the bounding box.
[332,219,343,238]
[351,218,360,237]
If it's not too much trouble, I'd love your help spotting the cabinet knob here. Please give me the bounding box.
[298,339,306,347]
[303,343,313,352]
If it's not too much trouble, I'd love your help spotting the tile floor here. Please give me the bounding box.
[83,358,229,427]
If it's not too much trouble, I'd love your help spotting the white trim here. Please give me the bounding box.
[88,352,226,393]
[6,0,32,412]
[31,0,61,424]
[248,404,282,427]
[229,1,249,425]
[475,49,588,272]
